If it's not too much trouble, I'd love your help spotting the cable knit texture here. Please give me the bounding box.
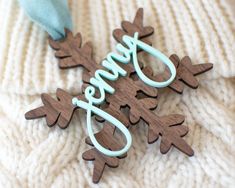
[0,0,234,187]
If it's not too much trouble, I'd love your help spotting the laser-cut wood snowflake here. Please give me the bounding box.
[25,8,213,183]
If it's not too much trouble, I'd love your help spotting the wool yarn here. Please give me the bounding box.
[0,0,234,187]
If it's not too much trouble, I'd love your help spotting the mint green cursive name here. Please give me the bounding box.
[73,32,176,157]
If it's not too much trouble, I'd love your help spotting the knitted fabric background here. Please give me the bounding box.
[0,0,234,187]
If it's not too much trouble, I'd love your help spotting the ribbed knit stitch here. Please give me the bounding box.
[0,0,234,187]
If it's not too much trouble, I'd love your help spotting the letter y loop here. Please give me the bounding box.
[123,32,177,88]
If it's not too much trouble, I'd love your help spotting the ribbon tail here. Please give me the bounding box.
[18,0,73,40]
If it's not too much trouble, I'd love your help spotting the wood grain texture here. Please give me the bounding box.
[152,54,213,93]
[102,66,194,156]
[25,88,76,129]
[113,8,154,46]
[82,123,126,183]
[24,8,214,183]
[82,148,119,183]
[81,9,157,183]
[49,29,101,75]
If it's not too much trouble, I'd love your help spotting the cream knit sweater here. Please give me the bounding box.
[0,0,234,187]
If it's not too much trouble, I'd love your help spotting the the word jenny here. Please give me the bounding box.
[72,32,176,157]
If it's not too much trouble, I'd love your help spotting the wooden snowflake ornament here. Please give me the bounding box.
[25,8,213,183]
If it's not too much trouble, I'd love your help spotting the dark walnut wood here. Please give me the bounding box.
[82,123,126,183]
[102,66,194,157]
[113,8,154,46]
[25,89,77,129]
[24,7,214,184]
[49,29,102,75]
[82,148,119,183]
[152,54,213,93]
